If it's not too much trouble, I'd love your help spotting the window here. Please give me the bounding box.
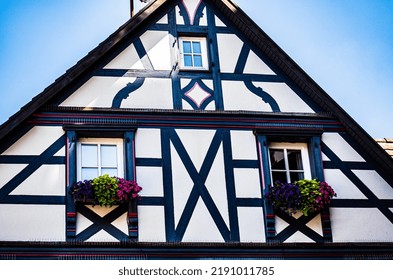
[268,143,311,183]
[77,138,124,181]
[179,37,209,70]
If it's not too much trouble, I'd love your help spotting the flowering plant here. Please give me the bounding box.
[267,179,336,216]
[117,177,142,203]
[69,180,94,202]
[69,174,142,207]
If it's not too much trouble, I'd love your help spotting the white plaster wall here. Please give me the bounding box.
[234,168,261,198]
[284,232,314,243]
[61,77,173,109]
[331,208,393,242]
[120,78,173,109]
[140,31,172,70]
[135,128,162,158]
[85,230,120,242]
[222,81,273,112]
[0,204,65,241]
[252,82,315,113]
[1,126,64,156]
[223,80,314,113]
[175,129,216,171]
[54,147,65,157]
[171,141,195,226]
[353,170,393,199]
[136,166,164,197]
[217,34,244,73]
[230,130,257,160]
[104,44,144,70]
[0,164,27,189]
[182,198,225,242]
[238,207,266,242]
[183,100,216,110]
[180,78,213,89]
[215,15,226,27]
[323,169,367,199]
[322,152,330,162]
[244,50,276,75]
[10,165,65,196]
[306,214,323,236]
[156,14,168,24]
[198,7,207,26]
[322,133,365,162]
[204,102,216,110]
[182,100,194,110]
[138,206,166,242]
[275,216,289,235]
[176,6,185,25]
[204,144,230,227]
[76,210,93,233]
[60,76,125,107]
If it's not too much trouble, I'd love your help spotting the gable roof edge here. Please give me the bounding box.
[0,0,167,140]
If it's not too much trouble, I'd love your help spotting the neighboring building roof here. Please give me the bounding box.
[376,138,393,158]
[0,0,392,178]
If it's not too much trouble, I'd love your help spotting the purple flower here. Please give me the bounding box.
[69,179,94,201]
[116,177,142,203]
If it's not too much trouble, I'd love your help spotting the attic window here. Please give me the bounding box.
[179,37,209,70]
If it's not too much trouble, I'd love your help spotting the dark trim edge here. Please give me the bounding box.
[0,242,392,260]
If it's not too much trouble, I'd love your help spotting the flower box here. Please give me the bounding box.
[267,179,336,216]
[69,174,142,207]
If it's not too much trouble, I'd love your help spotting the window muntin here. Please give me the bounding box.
[77,138,124,181]
[179,37,208,70]
[268,143,311,183]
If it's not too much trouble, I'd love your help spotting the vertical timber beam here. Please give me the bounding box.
[256,134,276,240]
[125,130,138,241]
[309,136,333,242]
[66,131,77,240]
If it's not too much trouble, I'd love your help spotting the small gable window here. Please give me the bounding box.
[179,37,209,70]
[268,143,311,183]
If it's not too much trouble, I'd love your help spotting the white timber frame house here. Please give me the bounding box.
[0,0,393,259]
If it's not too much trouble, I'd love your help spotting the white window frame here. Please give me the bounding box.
[179,37,209,70]
[268,142,311,183]
[76,138,124,181]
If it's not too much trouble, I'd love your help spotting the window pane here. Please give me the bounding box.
[82,168,98,180]
[101,145,117,167]
[184,55,193,66]
[101,168,118,177]
[81,144,98,167]
[290,171,304,182]
[287,150,303,170]
[270,149,285,169]
[192,41,201,54]
[183,41,192,53]
[272,171,287,183]
[193,55,203,67]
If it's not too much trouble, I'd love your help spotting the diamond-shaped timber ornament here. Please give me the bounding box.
[184,82,211,108]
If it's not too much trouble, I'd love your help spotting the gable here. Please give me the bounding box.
[54,0,316,115]
[1,0,393,248]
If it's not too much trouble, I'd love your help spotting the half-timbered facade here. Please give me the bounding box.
[1,0,393,259]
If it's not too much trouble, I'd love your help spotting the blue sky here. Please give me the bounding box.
[0,0,392,138]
